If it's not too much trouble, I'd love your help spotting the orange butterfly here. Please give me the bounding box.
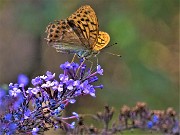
[45,5,110,59]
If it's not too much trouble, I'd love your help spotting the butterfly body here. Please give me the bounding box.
[45,5,110,58]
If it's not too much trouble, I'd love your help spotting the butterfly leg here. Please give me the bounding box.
[75,58,86,77]
[96,57,99,66]
[86,59,93,72]
[88,57,98,73]
[71,54,77,63]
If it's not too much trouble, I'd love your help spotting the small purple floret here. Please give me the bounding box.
[18,74,29,86]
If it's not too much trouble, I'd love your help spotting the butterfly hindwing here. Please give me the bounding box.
[93,31,110,51]
[46,20,82,45]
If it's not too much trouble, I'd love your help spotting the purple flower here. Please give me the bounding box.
[79,80,93,95]
[94,84,103,89]
[70,122,75,129]
[59,61,103,97]
[60,61,72,70]
[73,80,80,87]
[97,65,103,75]
[66,79,74,90]
[24,109,31,119]
[4,113,12,121]
[13,94,24,109]
[152,115,159,123]
[71,62,79,70]
[18,74,29,86]
[57,83,64,92]
[72,112,79,118]
[69,99,76,104]
[32,77,43,86]
[41,81,55,88]
[89,86,96,97]
[60,104,65,109]
[147,121,153,128]
[9,83,21,97]
[88,76,98,83]
[8,123,17,134]
[51,80,59,90]
[59,74,69,83]
[27,87,40,94]
[32,127,39,135]
[45,71,55,81]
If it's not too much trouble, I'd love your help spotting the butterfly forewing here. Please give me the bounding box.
[67,5,99,49]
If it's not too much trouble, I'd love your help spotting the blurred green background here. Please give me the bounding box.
[0,0,179,133]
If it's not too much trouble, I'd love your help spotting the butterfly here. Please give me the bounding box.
[45,5,110,59]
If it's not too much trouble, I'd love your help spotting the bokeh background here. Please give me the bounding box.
[0,0,179,133]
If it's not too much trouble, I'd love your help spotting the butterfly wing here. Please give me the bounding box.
[67,5,99,49]
[93,31,110,51]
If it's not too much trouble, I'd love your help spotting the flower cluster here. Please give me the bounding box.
[0,61,103,134]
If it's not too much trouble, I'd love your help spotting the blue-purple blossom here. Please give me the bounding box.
[97,65,103,75]
[60,61,73,70]
[70,122,75,129]
[4,113,12,121]
[9,83,21,97]
[45,71,55,81]
[69,99,76,104]
[59,74,69,83]
[18,74,29,86]
[27,87,40,94]
[147,121,153,128]
[32,127,39,135]
[24,109,31,119]
[152,115,159,123]
[31,76,43,86]
[66,79,74,90]
[60,104,65,109]
[8,123,17,134]
[72,112,79,118]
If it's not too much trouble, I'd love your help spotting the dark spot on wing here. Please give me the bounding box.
[55,30,59,33]
[52,24,55,28]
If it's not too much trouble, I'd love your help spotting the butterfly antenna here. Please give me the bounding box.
[105,52,122,57]
[104,42,118,49]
